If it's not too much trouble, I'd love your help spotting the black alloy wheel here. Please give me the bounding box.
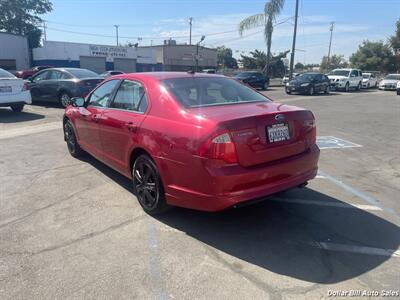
[132,155,170,215]
[64,120,84,157]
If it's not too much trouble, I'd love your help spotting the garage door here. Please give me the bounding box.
[79,56,106,74]
[114,58,137,73]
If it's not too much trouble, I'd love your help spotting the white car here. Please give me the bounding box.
[0,68,31,112]
[378,74,400,91]
[328,68,363,92]
[397,81,400,95]
[282,73,299,85]
[361,72,378,88]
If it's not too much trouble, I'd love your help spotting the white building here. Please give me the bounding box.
[0,32,30,72]
[33,41,161,73]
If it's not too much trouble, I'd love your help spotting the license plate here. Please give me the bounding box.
[267,123,290,143]
[0,86,12,93]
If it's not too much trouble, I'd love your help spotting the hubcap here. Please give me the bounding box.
[134,161,158,210]
[64,123,75,153]
[61,94,70,107]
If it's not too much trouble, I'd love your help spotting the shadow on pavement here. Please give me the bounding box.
[0,108,45,123]
[78,154,400,284]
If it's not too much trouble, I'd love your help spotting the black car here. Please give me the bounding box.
[99,70,124,78]
[286,72,330,95]
[234,72,269,90]
[28,68,103,107]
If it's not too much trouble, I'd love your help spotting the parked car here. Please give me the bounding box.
[361,72,378,88]
[202,69,216,74]
[286,72,330,95]
[397,81,400,95]
[0,68,31,112]
[282,73,299,85]
[378,74,400,91]
[328,68,363,92]
[15,65,53,79]
[234,72,269,90]
[28,68,103,107]
[63,72,319,214]
[99,70,124,78]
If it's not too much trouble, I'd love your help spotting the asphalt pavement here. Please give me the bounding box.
[0,87,399,300]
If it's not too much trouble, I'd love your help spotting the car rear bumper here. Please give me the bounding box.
[0,91,32,106]
[164,144,320,212]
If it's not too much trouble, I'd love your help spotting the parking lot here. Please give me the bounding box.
[1,88,399,299]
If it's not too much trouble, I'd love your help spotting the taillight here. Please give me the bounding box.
[303,119,316,145]
[21,82,30,91]
[199,132,238,164]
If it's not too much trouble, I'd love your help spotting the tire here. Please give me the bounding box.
[397,89,400,95]
[132,154,170,215]
[367,83,370,89]
[309,85,314,96]
[262,82,268,90]
[324,85,330,94]
[285,88,291,94]
[344,82,350,92]
[356,82,361,91]
[11,104,24,112]
[63,120,84,157]
[59,92,71,108]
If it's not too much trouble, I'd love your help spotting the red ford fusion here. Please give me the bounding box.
[63,72,319,214]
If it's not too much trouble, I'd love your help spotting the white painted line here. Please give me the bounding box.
[269,197,383,211]
[316,174,326,179]
[317,136,363,149]
[0,122,62,140]
[315,242,400,258]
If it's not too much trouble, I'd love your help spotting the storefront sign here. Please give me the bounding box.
[89,45,128,61]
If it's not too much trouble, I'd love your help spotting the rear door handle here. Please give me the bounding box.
[126,122,137,132]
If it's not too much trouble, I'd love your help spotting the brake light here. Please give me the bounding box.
[21,82,30,91]
[199,132,238,164]
[303,119,316,145]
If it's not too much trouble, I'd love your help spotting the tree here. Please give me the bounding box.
[216,46,238,69]
[389,18,400,72]
[239,49,289,77]
[0,0,53,48]
[295,62,304,71]
[238,0,285,75]
[320,54,348,72]
[350,41,396,73]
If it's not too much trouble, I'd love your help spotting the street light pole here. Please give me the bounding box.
[189,17,193,45]
[195,35,205,72]
[327,22,335,69]
[289,0,299,80]
[114,25,119,46]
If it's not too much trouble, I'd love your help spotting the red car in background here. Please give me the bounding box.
[15,65,53,79]
[63,72,319,214]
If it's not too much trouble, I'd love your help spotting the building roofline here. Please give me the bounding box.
[0,31,27,38]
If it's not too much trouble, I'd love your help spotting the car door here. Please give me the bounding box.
[42,70,62,102]
[74,79,120,160]
[29,70,50,101]
[98,79,149,175]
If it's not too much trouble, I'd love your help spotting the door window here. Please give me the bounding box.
[47,71,62,80]
[350,70,358,77]
[87,79,119,107]
[111,80,148,112]
[33,71,49,82]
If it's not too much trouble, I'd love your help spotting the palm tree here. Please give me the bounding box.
[239,0,285,74]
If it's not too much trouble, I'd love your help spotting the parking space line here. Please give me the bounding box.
[269,197,382,211]
[0,122,62,140]
[315,242,400,258]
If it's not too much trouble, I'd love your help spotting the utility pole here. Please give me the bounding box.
[289,0,299,80]
[195,35,205,72]
[114,25,119,46]
[189,17,193,45]
[43,21,47,42]
[327,22,335,68]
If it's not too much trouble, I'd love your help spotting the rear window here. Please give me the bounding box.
[329,70,350,76]
[68,69,99,78]
[384,74,400,80]
[162,77,269,108]
[0,69,16,78]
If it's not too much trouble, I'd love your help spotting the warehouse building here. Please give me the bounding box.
[32,41,161,73]
[0,32,30,72]
[139,40,218,71]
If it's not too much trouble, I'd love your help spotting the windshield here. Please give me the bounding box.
[297,74,316,81]
[363,74,371,79]
[68,69,99,78]
[329,70,350,76]
[162,77,269,108]
[384,74,400,80]
[0,69,16,78]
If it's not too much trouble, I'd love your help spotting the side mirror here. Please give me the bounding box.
[27,76,33,82]
[71,97,85,107]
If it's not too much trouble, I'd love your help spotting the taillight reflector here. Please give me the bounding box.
[199,132,238,164]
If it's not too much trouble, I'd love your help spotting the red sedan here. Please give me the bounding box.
[63,72,319,214]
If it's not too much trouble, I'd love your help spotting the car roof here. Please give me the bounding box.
[113,72,226,81]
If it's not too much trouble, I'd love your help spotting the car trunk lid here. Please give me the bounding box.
[0,78,25,95]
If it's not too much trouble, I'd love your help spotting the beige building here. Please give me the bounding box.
[139,43,217,71]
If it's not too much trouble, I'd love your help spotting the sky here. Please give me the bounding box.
[43,0,400,64]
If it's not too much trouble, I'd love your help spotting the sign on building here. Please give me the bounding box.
[89,45,128,61]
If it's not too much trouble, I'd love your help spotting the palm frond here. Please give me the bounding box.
[264,0,285,21]
[238,13,265,36]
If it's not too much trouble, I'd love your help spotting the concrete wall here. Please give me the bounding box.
[162,45,217,68]
[0,32,30,72]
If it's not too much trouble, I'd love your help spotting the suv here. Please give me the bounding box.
[328,68,363,92]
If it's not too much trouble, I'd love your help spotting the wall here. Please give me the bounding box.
[0,32,30,71]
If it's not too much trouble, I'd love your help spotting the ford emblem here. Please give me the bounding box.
[275,114,285,121]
